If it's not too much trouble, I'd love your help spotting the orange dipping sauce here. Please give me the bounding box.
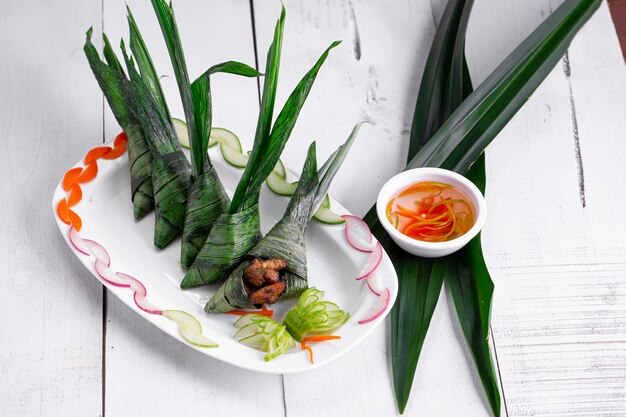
[386,181,475,242]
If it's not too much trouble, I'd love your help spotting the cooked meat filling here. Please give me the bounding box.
[243,257,288,305]
[249,281,286,305]
[249,258,288,271]
[243,267,266,287]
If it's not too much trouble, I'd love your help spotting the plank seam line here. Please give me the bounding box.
[490,325,510,417]
[281,374,287,417]
[100,2,107,415]
[562,51,586,208]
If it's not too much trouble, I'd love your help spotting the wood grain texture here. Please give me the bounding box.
[100,1,284,416]
[469,1,626,416]
[0,1,104,415]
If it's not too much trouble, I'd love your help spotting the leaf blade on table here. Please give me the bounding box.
[363,0,475,413]
[408,0,602,174]
[367,0,601,414]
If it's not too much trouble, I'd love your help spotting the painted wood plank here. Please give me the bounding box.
[252,1,501,415]
[469,0,626,416]
[100,1,285,416]
[0,1,104,415]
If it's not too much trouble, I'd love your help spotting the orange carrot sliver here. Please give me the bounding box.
[77,161,98,183]
[56,199,71,224]
[67,184,83,207]
[62,167,83,191]
[68,209,82,232]
[114,132,128,147]
[225,309,274,318]
[301,343,314,364]
[102,140,127,159]
[85,146,112,164]
[301,335,342,344]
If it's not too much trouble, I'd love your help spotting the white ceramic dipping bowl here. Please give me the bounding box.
[376,167,487,258]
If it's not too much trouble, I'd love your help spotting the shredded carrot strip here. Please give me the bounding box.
[84,146,112,164]
[114,132,128,147]
[300,335,341,364]
[225,309,274,318]
[68,209,82,232]
[398,182,445,197]
[301,344,314,364]
[102,140,127,159]
[56,199,71,224]
[387,181,474,242]
[77,161,98,183]
[62,167,83,191]
[67,184,83,207]
[301,335,342,343]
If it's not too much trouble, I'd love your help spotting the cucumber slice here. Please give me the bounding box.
[174,118,219,149]
[220,142,249,168]
[163,309,218,348]
[238,333,266,348]
[233,314,294,361]
[313,205,345,225]
[266,172,298,196]
[212,127,241,151]
[173,118,189,149]
[320,194,331,209]
[273,159,286,179]
[180,326,219,348]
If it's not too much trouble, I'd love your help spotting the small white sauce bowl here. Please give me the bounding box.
[376,167,487,258]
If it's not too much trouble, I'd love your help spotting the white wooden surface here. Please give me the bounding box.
[1,0,625,416]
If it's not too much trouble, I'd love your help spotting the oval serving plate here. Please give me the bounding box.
[52,140,398,374]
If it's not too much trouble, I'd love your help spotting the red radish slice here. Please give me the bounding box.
[356,242,383,280]
[365,272,383,296]
[117,272,162,315]
[358,287,391,324]
[68,226,90,255]
[83,239,110,267]
[342,215,374,252]
[95,259,129,287]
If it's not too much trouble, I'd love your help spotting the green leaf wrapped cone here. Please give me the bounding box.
[205,123,364,313]
[120,40,192,249]
[83,29,155,220]
[181,6,341,288]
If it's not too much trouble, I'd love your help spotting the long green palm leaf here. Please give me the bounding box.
[408,0,601,174]
[363,0,474,412]
[364,0,601,414]
[127,6,171,122]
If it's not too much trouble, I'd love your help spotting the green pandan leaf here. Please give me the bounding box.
[364,0,601,414]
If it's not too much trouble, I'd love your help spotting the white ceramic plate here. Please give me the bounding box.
[52,140,398,374]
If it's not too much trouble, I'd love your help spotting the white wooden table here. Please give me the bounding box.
[2,0,625,415]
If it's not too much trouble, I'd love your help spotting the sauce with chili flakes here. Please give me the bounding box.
[386,181,475,242]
